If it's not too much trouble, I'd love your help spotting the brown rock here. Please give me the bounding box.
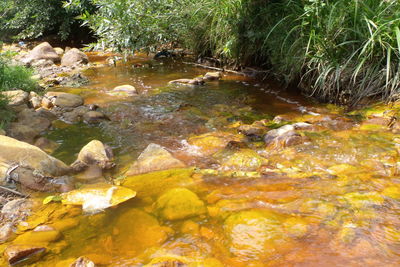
[203,71,222,81]
[22,42,60,64]
[4,245,46,265]
[61,48,89,66]
[169,78,204,86]
[83,111,107,124]
[46,92,84,108]
[71,140,114,172]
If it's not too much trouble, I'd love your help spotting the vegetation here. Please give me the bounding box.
[2,0,400,105]
[0,0,95,41]
[0,51,37,128]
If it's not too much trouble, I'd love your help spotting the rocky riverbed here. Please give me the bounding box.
[0,42,400,266]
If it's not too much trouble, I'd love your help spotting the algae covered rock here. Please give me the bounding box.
[188,132,243,156]
[122,168,194,196]
[126,143,185,176]
[155,188,206,220]
[61,183,136,213]
[113,208,170,252]
[224,210,283,259]
[214,148,268,171]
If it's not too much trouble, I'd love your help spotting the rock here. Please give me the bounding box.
[71,140,115,172]
[34,137,60,154]
[54,47,64,56]
[111,85,137,95]
[22,42,60,64]
[214,148,268,171]
[126,143,185,176]
[41,97,54,109]
[46,92,84,108]
[155,188,206,220]
[264,123,310,148]
[61,184,136,213]
[6,123,38,144]
[0,129,5,135]
[113,208,170,252]
[188,132,243,156]
[1,90,29,106]
[62,106,91,123]
[35,107,58,121]
[144,256,188,267]
[224,210,283,258]
[83,111,107,124]
[0,223,14,243]
[30,96,42,109]
[3,245,46,265]
[1,199,34,221]
[13,229,61,245]
[61,48,89,66]
[31,59,55,68]
[169,78,204,86]
[58,73,90,87]
[203,72,222,81]
[0,135,70,184]
[70,257,96,267]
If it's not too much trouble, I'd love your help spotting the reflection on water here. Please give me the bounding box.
[2,55,400,266]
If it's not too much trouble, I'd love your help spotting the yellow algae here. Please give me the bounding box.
[181,220,200,236]
[382,186,400,200]
[339,192,384,208]
[188,132,244,155]
[13,229,61,246]
[283,217,309,238]
[50,218,80,232]
[122,168,195,196]
[113,208,171,253]
[155,188,206,220]
[214,148,268,171]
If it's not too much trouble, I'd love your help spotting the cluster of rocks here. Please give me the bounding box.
[1,89,108,145]
[169,71,222,86]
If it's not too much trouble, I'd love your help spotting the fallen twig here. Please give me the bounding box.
[0,185,27,198]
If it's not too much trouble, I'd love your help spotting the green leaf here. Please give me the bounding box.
[43,195,63,204]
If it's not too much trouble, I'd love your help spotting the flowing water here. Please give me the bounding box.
[1,54,400,266]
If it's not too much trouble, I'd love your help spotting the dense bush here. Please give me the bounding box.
[72,0,400,105]
[0,0,95,41]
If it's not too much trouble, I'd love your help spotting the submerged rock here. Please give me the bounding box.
[214,148,268,171]
[126,143,185,176]
[155,188,206,220]
[34,137,60,154]
[83,111,107,124]
[203,71,222,81]
[188,132,243,156]
[61,183,136,213]
[70,256,96,267]
[3,245,46,265]
[110,85,137,96]
[71,140,115,172]
[61,48,89,66]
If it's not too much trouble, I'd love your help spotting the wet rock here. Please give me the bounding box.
[155,188,206,220]
[214,148,268,171]
[264,123,310,149]
[6,123,38,144]
[1,90,29,106]
[83,111,107,124]
[0,135,70,185]
[13,228,61,245]
[61,184,136,213]
[46,92,84,108]
[61,48,89,66]
[169,78,205,86]
[58,73,90,87]
[34,137,60,154]
[144,256,188,267]
[0,223,14,243]
[188,132,244,156]
[1,199,34,221]
[111,85,137,96]
[126,143,185,176]
[113,208,170,251]
[224,210,283,258]
[70,256,96,267]
[62,106,91,123]
[35,107,58,121]
[203,71,222,81]
[238,121,268,137]
[71,140,115,172]
[3,245,46,265]
[21,42,60,64]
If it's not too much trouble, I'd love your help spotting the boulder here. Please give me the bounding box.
[112,85,137,95]
[155,188,206,220]
[0,135,70,185]
[61,48,89,66]
[46,92,84,108]
[71,140,115,172]
[203,72,222,81]
[22,42,60,64]
[126,143,185,176]
[3,245,46,265]
[1,90,29,107]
